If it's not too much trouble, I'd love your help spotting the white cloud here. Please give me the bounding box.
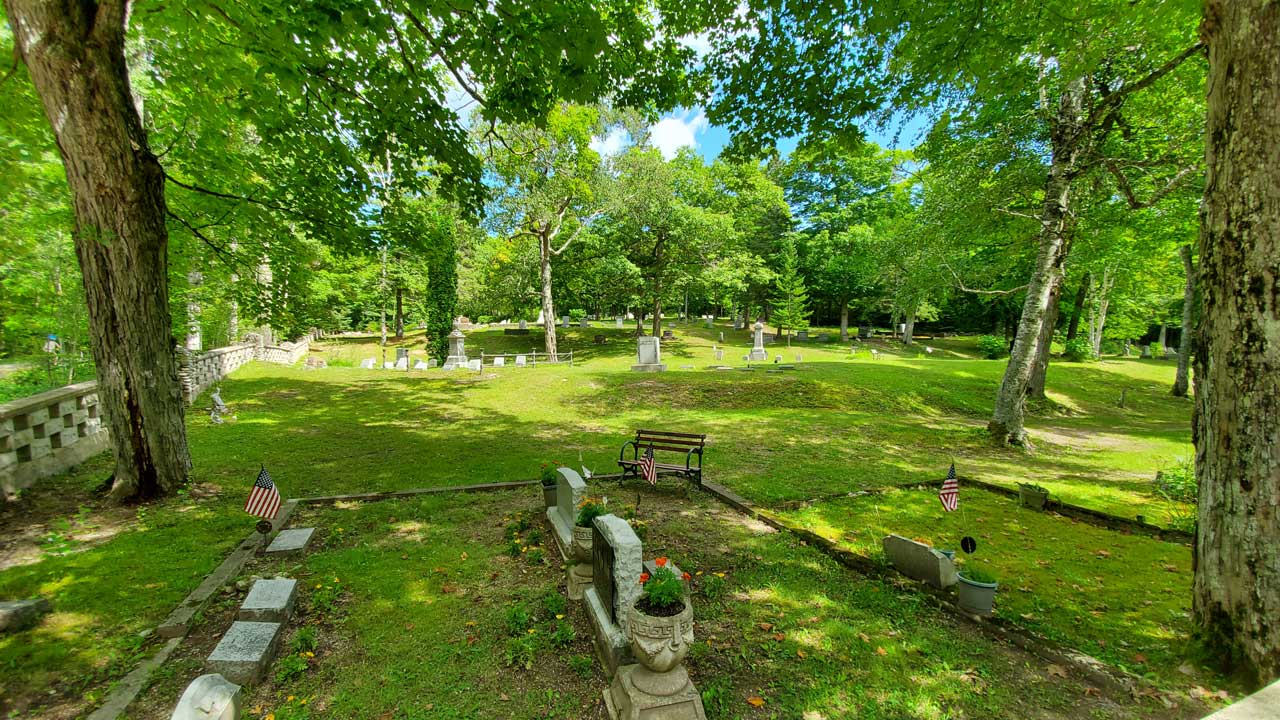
[649,108,708,159]
[590,127,629,158]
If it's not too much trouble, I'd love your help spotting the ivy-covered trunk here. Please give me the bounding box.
[1193,0,1280,686]
[988,79,1086,446]
[6,0,191,501]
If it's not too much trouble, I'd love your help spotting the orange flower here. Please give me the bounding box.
[681,572,692,581]
[654,557,668,567]
[639,572,650,584]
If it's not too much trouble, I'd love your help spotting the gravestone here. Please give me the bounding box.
[616,317,624,329]
[1165,346,1178,359]
[170,674,242,720]
[580,317,590,328]
[882,535,957,589]
[1140,345,1152,358]
[718,331,724,343]
[662,329,674,340]
[467,359,482,371]
[0,598,51,632]
[858,326,872,340]
[413,360,429,370]
[519,319,528,330]
[585,515,643,673]
[515,355,527,367]
[265,528,315,556]
[594,334,607,345]
[427,358,438,369]
[206,621,283,685]
[493,356,505,367]
[441,361,457,371]
[562,316,570,328]
[631,336,666,372]
[795,354,803,363]
[359,358,376,369]
[383,361,395,369]
[748,321,768,361]
[394,357,408,370]
[797,330,808,342]
[238,578,297,623]
[704,318,713,329]
[396,348,409,363]
[446,328,467,366]
[714,347,724,362]
[870,349,880,360]
[546,467,587,560]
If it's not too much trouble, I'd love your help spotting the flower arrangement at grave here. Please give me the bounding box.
[629,556,695,674]
[538,461,561,486]
[571,498,607,562]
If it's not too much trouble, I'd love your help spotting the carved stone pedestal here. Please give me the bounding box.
[604,664,706,720]
[567,562,593,601]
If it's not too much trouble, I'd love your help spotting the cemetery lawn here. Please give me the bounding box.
[773,487,1211,694]
[130,485,1206,720]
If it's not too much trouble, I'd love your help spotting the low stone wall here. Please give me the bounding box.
[0,381,108,497]
[181,343,257,404]
[256,336,310,367]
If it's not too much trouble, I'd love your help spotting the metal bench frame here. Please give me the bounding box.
[618,429,706,485]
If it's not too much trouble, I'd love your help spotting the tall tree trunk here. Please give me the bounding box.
[1157,323,1168,351]
[902,306,916,346]
[839,299,850,342]
[393,287,404,340]
[1065,273,1090,341]
[1028,276,1063,400]
[1087,271,1114,358]
[539,234,559,358]
[988,79,1086,447]
[6,0,190,501]
[1173,245,1195,397]
[186,270,203,351]
[228,242,239,343]
[1194,0,1280,686]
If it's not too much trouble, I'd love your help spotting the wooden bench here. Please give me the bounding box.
[618,429,706,485]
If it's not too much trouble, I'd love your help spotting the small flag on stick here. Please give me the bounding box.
[639,445,657,486]
[939,463,959,512]
[245,465,281,520]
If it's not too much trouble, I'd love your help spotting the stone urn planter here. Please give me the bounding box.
[1018,483,1050,510]
[627,599,694,674]
[541,481,557,509]
[957,572,998,616]
[571,525,594,563]
[607,599,706,719]
[566,525,594,601]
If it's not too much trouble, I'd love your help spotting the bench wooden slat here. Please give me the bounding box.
[635,429,706,440]
[631,443,703,453]
[620,428,705,485]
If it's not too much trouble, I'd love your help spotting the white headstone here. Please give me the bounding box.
[748,321,768,361]
[383,361,395,369]
[561,316,570,328]
[580,317,590,328]
[467,359,482,371]
[413,360,429,369]
[615,317,624,329]
[394,357,408,370]
[360,358,376,369]
[493,356,505,367]
[632,336,665,372]
[170,674,242,720]
[519,319,528,330]
[546,467,587,556]
[515,355,527,367]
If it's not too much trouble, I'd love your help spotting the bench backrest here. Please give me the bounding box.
[634,429,705,453]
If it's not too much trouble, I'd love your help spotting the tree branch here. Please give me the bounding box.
[1104,160,1198,209]
[1085,43,1204,128]
[945,263,1029,296]
[399,5,486,106]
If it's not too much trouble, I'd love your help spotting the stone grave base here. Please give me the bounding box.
[747,350,768,361]
[585,587,632,674]
[630,363,667,372]
[566,563,592,601]
[605,664,706,720]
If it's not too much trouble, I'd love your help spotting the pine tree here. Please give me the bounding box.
[770,239,810,345]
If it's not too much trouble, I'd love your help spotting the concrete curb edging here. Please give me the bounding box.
[698,480,1147,698]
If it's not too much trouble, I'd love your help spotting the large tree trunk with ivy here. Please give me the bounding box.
[1193,0,1280,687]
[539,234,559,359]
[1027,277,1062,400]
[988,79,1086,446]
[1172,245,1195,397]
[6,0,191,501]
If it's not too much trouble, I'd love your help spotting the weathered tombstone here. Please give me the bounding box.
[882,535,958,589]
[870,349,880,360]
[718,331,724,343]
[797,330,808,342]
[413,360,429,370]
[383,361,395,369]
[714,347,724,362]
[580,317,590,329]
[427,358,438,369]
[467,359,482,371]
[0,598,51,632]
[1165,346,1178,359]
[748,321,768,361]
[795,354,803,363]
[493,356,505,367]
[170,674,242,720]
[1140,345,1152,358]
[615,317,624,329]
[238,578,297,623]
[519,319,528,330]
[265,528,314,556]
[515,355,527,367]
[359,358,376,369]
[585,515,643,673]
[446,327,467,366]
[394,357,408,370]
[561,316,570,328]
[206,621,283,685]
[859,326,872,340]
[662,329,674,340]
[704,317,713,329]
[441,361,457,371]
[545,467,587,560]
[395,348,409,362]
[631,336,666,372]
[594,334,607,345]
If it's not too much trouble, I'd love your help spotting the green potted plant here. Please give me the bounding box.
[539,463,559,509]
[957,564,999,616]
[1018,482,1050,510]
[573,499,607,562]
[629,557,695,673]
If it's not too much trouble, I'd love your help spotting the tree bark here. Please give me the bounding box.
[393,287,404,340]
[1086,272,1113,358]
[839,299,850,341]
[186,270,202,351]
[988,78,1086,446]
[1027,276,1062,400]
[1193,0,1280,686]
[1065,273,1090,341]
[902,306,916,346]
[539,234,559,359]
[6,0,190,501]
[650,236,666,337]
[1157,323,1168,351]
[1173,245,1195,397]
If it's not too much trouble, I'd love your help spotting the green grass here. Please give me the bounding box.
[0,322,1207,717]
[773,486,1206,692]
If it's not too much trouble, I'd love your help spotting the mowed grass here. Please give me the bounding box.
[774,487,1207,692]
[129,486,1206,720]
[0,321,1199,717]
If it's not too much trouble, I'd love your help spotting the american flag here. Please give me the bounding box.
[639,446,657,486]
[939,463,959,512]
[245,466,281,519]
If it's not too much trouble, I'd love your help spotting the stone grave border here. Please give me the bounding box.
[695,479,1151,698]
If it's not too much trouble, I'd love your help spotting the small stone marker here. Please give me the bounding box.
[615,317,624,329]
[359,358,376,369]
[427,358,438,369]
[580,317,590,328]
[718,331,724,343]
[797,330,808,341]
[493,356,505,367]
[679,364,695,370]
[519,319,528,330]
[714,348,724,361]
[382,361,395,369]
[705,318,713,329]
[413,360,429,370]
[170,673,242,720]
[206,621,283,685]
[546,467,587,560]
[0,598,51,632]
[238,578,297,623]
[585,515,643,673]
[442,361,457,371]
[394,357,408,370]
[662,329,674,339]
[882,535,958,589]
[395,347,409,362]
[467,359,482,371]
[265,528,315,556]
[515,355,527,367]
[561,316,570,328]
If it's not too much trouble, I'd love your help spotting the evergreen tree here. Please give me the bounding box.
[770,239,810,344]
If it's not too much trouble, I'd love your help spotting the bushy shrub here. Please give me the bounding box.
[1149,342,1165,358]
[568,308,587,322]
[976,335,1008,359]
[575,499,607,528]
[1062,337,1093,362]
[1155,457,1197,504]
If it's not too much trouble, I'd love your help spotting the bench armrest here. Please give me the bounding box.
[619,440,638,462]
[685,447,702,472]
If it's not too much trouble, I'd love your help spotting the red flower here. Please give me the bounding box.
[681,572,692,581]
[654,557,668,568]
[639,572,650,584]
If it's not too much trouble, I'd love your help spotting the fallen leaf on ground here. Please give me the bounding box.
[758,623,774,631]
[773,632,786,641]
[1047,664,1069,678]
[747,696,766,707]
[1133,653,1147,663]
[858,632,871,643]
[875,647,888,656]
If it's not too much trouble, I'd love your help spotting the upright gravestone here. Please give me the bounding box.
[545,467,587,561]
[585,515,644,673]
[615,317,624,329]
[797,330,808,342]
[748,321,768,362]
[519,319,528,330]
[631,336,666,372]
[704,317,713,329]
[718,331,724,343]
[395,347,409,363]
[580,317,590,329]
[562,316,570,329]
[662,329,674,340]
[394,357,408,371]
[359,358,376,369]
[446,327,467,367]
